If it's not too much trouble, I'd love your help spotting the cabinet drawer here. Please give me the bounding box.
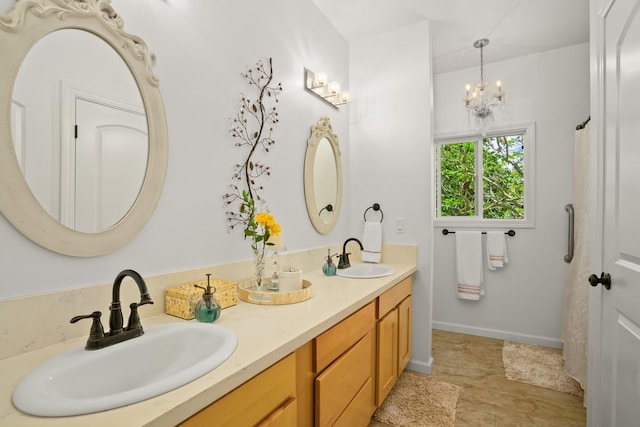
[315,330,374,427]
[256,396,297,427]
[179,353,296,427]
[333,377,374,427]
[314,301,375,372]
[378,277,412,318]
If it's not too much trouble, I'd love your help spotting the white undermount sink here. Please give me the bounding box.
[336,263,395,279]
[13,322,237,417]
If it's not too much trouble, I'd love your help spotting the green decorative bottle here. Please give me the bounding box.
[194,274,221,323]
[322,249,337,276]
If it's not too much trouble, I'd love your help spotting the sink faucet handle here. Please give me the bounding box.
[70,311,105,341]
[338,252,352,269]
[126,303,143,331]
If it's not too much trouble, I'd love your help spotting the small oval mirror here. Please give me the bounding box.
[304,117,342,234]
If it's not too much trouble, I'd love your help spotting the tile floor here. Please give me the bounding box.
[370,329,586,426]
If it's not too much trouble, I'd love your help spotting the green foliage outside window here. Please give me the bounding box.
[440,142,476,216]
[438,134,524,219]
[482,135,524,219]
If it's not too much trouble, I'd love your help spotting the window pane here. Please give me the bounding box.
[482,134,524,219]
[439,141,476,216]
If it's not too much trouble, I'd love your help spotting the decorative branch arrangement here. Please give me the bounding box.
[224,58,283,231]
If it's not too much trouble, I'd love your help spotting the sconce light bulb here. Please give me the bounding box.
[328,82,340,94]
[465,84,471,92]
[339,90,350,103]
[496,80,502,88]
[315,71,327,87]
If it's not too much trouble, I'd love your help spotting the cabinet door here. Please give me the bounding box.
[376,308,398,406]
[398,295,412,373]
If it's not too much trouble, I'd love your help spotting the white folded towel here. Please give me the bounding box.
[361,221,382,263]
[486,231,509,270]
[455,231,484,300]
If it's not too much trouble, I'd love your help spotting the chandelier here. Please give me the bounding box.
[464,38,504,130]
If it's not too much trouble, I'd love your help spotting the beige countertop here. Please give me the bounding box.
[0,263,416,427]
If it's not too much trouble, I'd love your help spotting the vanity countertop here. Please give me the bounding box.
[0,262,416,427]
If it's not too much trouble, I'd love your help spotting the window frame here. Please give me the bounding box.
[434,122,536,229]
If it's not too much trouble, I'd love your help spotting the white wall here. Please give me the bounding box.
[432,43,590,346]
[350,21,433,372]
[0,0,351,299]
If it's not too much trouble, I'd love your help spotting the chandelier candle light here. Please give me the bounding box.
[464,38,505,131]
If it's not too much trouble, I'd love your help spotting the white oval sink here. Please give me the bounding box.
[13,322,237,417]
[336,264,395,279]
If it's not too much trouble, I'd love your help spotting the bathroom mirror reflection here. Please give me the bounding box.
[0,0,168,256]
[304,117,342,234]
[12,29,148,233]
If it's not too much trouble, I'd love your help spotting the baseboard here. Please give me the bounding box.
[406,356,433,374]
[432,321,563,349]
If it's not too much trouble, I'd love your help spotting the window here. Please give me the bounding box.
[435,123,535,228]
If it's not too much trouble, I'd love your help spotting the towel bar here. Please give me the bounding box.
[441,229,515,236]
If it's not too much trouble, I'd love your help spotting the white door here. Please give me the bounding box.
[75,98,147,233]
[597,0,640,424]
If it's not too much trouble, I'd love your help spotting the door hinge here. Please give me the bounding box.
[74,125,78,139]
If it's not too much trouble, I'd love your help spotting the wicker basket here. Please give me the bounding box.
[165,278,237,320]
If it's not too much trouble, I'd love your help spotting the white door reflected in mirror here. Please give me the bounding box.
[11,28,147,233]
[74,99,147,232]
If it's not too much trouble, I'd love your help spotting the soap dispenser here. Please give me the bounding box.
[193,274,221,323]
[322,249,337,276]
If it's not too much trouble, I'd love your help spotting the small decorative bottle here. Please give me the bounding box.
[267,252,280,292]
[193,274,221,323]
[322,249,337,276]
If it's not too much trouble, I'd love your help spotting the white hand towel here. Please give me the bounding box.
[455,231,484,300]
[486,231,509,270]
[361,221,382,263]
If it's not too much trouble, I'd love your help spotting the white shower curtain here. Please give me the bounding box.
[562,121,591,397]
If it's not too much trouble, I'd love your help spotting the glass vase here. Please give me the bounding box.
[253,249,265,290]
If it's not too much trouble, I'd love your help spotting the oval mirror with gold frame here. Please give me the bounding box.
[0,0,168,256]
[304,117,342,234]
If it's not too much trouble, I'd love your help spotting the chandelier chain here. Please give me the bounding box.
[479,44,484,84]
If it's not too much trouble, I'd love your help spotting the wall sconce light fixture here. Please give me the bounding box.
[304,68,350,109]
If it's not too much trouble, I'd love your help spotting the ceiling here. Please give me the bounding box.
[312,0,589,74]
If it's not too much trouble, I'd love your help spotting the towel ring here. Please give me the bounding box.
[363,203,384,223]
[319,204,333,216]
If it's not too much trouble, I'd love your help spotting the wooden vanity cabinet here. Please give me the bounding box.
[179,352,297,427]
[375,277,412,406]
[178,277,412,427]
[313,301,376,427]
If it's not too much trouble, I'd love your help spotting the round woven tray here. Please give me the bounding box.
[238,279,312,305]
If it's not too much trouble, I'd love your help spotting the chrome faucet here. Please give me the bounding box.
[70,269,154,350]
[338,237,363,269]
